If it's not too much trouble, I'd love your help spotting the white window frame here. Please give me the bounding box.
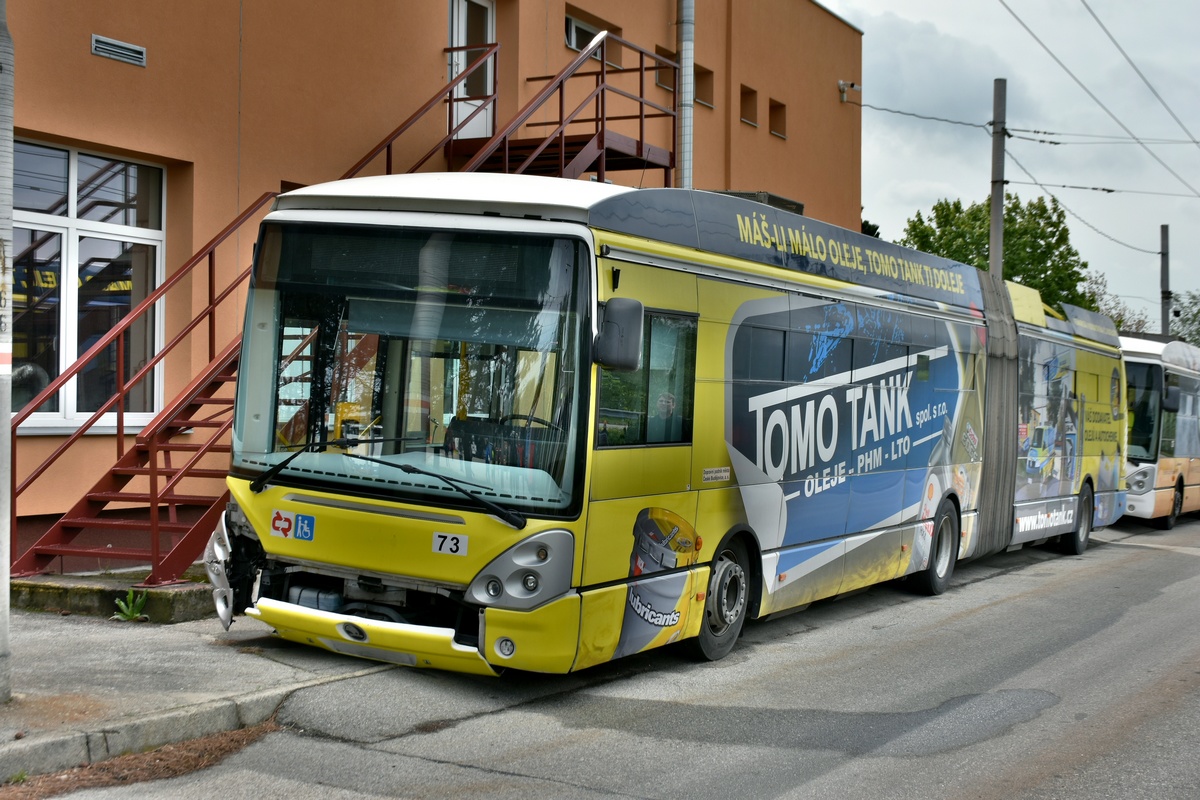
[565,14,618,66]
[449,0,496,139]
[13,141,166,434]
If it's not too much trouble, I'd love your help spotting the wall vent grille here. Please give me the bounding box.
[91,35,146,67]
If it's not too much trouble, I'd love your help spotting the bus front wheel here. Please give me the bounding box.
[1158,482,1183,530]
[687,537,749,661]
[912,499,958,596]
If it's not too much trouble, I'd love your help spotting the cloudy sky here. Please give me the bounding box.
[816,0,1200,332]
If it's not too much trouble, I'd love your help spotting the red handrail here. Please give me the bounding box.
[463,31,676,180]
[11,192,274,520]
[10,30,679,582]
[340,43,500,180]
[9,43,505,580]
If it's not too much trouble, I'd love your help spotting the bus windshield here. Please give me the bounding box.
[1126,360,1162,463]
[232,222,590,515]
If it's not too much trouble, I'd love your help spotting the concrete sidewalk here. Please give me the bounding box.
[0,591,389,780]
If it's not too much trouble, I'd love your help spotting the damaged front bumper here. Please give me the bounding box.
[203,512,237,630]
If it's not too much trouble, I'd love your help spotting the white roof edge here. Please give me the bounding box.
[1120,335,1200,374]
[1119,335,1168,357]
[274,173,636,221]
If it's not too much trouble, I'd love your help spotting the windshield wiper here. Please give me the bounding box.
[395,462,527,530]
[249,436,406,494]
[251,440,528,530]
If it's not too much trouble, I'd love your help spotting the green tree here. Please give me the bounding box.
[1084,271,1150,334]
[1170,289,1200,346]
[900,193,1093,312]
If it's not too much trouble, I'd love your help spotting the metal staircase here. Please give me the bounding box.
[11,32,676,585]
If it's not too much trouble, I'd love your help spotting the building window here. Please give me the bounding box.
[695,65,714,108]
[565,6,621,66]
[13,141,164,426]
[740,85,758,126]
[654,46,675,92]
[769,99,787,138]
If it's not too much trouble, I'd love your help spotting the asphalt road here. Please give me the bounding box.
[65,514,1200,799]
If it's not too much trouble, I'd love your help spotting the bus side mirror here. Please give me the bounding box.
[595,298,643,372]
[1162,384,1181,413]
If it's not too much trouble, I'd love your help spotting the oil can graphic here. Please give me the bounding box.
[613,508,700,659]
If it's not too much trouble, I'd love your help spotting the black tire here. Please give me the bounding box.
[686,537,750,661]
[1061,484,1093,555]
[912,499,958,596]
[1158,482,1183,530]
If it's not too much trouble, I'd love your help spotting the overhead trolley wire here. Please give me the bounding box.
[1078,0,1200,154]
[842,99,989,131]
[1006,149,1159,255]
[996,0,1200,198]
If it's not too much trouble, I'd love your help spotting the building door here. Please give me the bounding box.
[449,0,495,140]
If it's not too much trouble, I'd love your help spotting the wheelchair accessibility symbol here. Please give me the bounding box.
[270,510,316,541]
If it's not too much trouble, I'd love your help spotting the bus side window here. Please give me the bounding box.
[597,311,697,446]
[1162,373,1180,457]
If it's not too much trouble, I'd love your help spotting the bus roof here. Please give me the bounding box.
[1120,335,1170,359]
[1121,335,1200,373]
[276,173,991,313]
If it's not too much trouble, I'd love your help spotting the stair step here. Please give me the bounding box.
[141,442,232,454]
[173,421,229,430]
[58,517,193,533]
[32,544,158,560]
[86,491,221,505]
[112,466,229,479]
[190,397,234,406]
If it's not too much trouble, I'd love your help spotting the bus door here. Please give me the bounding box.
[577,263,700,667]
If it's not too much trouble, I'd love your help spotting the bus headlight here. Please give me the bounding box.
[467,529,574,610]
[1126,467,1153,494]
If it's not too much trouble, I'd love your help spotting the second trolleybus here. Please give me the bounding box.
[1121,334,1200,528]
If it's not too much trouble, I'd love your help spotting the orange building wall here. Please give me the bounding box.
[9,0,861,515]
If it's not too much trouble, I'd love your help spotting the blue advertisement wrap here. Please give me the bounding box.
[724,295,986,602]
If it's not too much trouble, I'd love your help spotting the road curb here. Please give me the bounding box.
[0,663,396,780]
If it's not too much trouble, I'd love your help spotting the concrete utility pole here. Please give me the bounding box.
[0,0,14,702]
[989,78,1006,280]
[1161,224,1171,336]
[675,0,694,189]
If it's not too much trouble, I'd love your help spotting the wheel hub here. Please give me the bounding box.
[709,556,746,631]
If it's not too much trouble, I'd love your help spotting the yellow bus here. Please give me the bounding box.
[205,173,1125,675]
[1121,335,1200,528]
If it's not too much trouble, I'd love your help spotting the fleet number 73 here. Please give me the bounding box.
[433,532,468,556]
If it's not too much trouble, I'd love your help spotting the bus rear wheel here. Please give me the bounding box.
[912,499,958,596]
[1061,485,1092,555]
[687,537,749,661]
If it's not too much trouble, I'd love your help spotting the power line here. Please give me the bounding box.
[1007,180,1200,199]
[996,0,1200,198]
[1006,149,1159,254]
[1009,127,1198,143]
[851,86,1171,253]
[1009,133,1200,146]
[844,99,989,130]
[1008,127,1195,143]
[1079,0,1200,155]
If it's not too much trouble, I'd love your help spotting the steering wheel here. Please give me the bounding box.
[499,414,562,431]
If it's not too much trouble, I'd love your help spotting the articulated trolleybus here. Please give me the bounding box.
[1121,335,1200,528]
[206,173,1125,675]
